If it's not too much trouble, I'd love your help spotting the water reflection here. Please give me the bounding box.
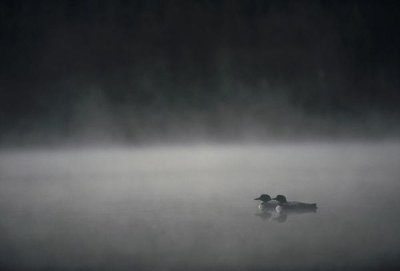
[254,211,273,220]
[255,208,317,223]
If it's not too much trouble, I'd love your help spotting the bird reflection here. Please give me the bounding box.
[254,211,272,220]
[255,206,317,223]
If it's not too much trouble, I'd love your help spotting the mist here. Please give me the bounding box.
[1,1,400,270]
[1,143,400,270]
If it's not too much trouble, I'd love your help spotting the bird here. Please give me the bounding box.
[272,195,317,213]
[254,194,279,211]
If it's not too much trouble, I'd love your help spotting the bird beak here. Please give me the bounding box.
[254,197,261,200]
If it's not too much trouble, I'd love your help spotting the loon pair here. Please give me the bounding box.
[254,194,317,211]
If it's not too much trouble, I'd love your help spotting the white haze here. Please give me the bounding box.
[0,142,400,270]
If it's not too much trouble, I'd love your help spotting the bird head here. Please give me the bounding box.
[254,194,272,202]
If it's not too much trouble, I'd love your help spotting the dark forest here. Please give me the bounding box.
[1,0,399,144]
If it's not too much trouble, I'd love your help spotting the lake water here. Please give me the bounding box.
[1,142,399,270]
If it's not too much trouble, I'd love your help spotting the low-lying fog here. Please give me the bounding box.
[1,142,400,270]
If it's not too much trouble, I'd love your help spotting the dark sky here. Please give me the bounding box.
[1,0,400,143]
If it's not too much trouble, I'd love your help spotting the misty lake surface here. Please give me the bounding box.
[1,142,400,270]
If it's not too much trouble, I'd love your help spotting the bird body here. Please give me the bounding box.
[273,195,317,211]
[254,194,278,210]
[258,200,279,211]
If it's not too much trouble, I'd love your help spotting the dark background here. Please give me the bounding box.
[1,0,399,144]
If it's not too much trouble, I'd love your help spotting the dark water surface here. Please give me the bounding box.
[1,142,400,270]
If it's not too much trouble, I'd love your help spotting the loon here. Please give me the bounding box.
[273,195,317,213]
[254,194,279,211]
